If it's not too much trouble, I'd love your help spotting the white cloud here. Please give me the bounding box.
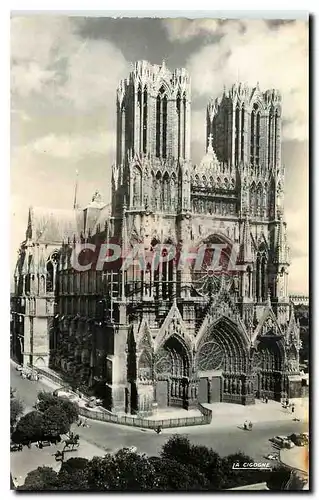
[163,19,220,41]
[30,131,116,160]
[166,19,308,142]
[11,16,129,111]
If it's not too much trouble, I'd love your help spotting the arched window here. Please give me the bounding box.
[143,87,147,154]
[162,95,167,158]
[241,106,245,161]
[183,93,187,158]
[46,252,59,293]
[268,107,274,167]
[137,85,142,153]
[156,95,161,158]
[251,103,260,166]
[156,86,167,158]
[256,110,260,165]
[235,105,240,164]
[176,93,181,158]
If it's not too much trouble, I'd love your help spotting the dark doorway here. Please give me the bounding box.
[198,377,209,403]
[210,376,222,402]
[156,379,169,408]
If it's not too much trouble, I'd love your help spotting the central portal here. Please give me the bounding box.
[155,335,190,408]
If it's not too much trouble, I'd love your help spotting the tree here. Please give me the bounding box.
[19,467,59,491]
[58,458,89,491]
[12,411,44,444]
[220,452,270,489]
[149,456,209,490]
[58,399,79,424]
[36,391,59,412]
[265,465,293,490]
[10,397,24,430]
[42,405,70,438]
[161,435,224,489]
[85,449,160,491]
[36,391,79,424]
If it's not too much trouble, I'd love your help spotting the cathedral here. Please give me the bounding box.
[11,60,302,414]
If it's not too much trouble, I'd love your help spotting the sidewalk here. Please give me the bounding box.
[11,438,106,487]
[203,398,309,429]
[280,446,309,475]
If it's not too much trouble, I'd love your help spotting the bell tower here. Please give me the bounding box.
[113,60,191,219]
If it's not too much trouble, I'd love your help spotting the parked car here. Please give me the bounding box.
[269,436,295,449]
[288,433,309,446]
[10,443,23,452]
[37,440,51,449]
[15,365,23,372]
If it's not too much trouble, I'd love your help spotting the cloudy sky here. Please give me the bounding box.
[11,16,308,294]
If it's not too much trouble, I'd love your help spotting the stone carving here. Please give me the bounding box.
[197,341,225,371]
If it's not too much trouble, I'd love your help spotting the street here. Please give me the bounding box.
[11,365,306,462]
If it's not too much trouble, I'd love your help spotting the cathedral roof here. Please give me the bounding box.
[27,206,84,244]
[92,203,111,234]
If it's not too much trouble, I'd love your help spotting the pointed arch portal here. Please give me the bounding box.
[196,317,249,404]
[155,335,191,409]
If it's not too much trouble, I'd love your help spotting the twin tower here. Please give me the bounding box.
[113,60,283,223]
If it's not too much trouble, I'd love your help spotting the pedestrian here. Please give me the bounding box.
[292,405,295,414]
[286,398,289,406]
[265,396,268,404]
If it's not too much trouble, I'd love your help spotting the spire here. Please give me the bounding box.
[207,133,214,153]
[73,170,79,209]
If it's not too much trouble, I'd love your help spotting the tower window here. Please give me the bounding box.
[143,88,147,154]
[235,106,240,165]
[241,107,245,161]
[268,109,273,167]
[251,103,260,166]
[156,95,161,158]
[177,95,181,157]
[162,95,167,158]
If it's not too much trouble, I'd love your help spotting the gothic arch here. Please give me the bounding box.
[196,316,248,374]
[155,334,191,378]
[132,165,142,206]
[138,349,153,381]
[253,336,285,372]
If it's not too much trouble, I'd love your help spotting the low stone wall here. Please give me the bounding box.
[78,403,212,429]
[34,366,213,429]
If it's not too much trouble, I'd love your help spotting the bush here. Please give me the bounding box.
[19,467,59,491]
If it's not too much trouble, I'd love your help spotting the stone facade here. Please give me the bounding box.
[11,60,302,413]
